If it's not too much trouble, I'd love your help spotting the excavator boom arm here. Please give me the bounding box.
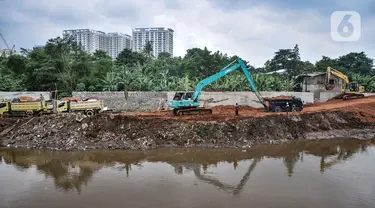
[192,58,265,107]
[0,32,10,50]
[327,67,349,84]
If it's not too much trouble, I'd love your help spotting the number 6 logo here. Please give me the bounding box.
[331,11,361,41]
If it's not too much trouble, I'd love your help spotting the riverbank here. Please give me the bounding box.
[1,109,375,150]
[2,96,375,150]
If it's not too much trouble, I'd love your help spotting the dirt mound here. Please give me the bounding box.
[60,97,82,102]
[264,95,293,100]
[1,110,374,151]
[18,96,40,102]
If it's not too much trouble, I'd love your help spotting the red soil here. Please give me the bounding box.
[120,96,375,122]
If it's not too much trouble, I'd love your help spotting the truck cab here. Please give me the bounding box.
[0,102,9,116]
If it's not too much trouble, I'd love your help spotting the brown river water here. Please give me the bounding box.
[0,139,375,208]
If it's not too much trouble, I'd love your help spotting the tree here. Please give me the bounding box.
[158,52,171,59]
[93,50,111,60]
[266,44,303,77]
[143,41,154,60]
[315,56,339,72]
[337,52,374,75]
[6,55,27,74]
[116,49,146,66]
[1,36,375,94]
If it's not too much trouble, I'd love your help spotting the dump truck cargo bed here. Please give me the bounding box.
[69,100,104,110]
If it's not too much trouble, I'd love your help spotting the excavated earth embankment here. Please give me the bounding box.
[1,108,375,150]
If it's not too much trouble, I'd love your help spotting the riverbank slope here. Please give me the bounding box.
[1,102,375,150]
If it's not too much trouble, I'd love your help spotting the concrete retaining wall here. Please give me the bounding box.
[73,91,315,111]
[2,91,374,112]
[191,91,314,108]
[73,91,168,112]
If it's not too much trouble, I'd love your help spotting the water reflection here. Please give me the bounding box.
[190,158,260,196]
[0,138,374,195]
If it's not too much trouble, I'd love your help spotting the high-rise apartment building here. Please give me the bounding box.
[132,27,174,58]
[63,29,106,53]
[62,29,131,59]
[106,33,131,59]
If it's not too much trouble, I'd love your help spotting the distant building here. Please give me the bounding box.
[0,49,13,57]
[295,72,343,99]
[63,29,107,53]
[132,27,174,58]
[263,69,287,75]
[62,29,131,59]
[106,33,131,59]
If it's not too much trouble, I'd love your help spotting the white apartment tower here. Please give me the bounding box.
[132,27,174,58]
[107,33,131,59]
[62,29,107,53]
[62,29,131,59]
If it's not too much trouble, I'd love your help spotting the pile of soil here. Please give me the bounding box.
[264,95,293,100]
[1,110,375,151]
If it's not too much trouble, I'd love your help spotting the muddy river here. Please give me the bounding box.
[0,139,374,208]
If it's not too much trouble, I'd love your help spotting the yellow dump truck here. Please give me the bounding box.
[58,99,108,116]
[0,99,47,117]
[0,97,107,117]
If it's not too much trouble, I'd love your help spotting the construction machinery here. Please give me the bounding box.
[169,58,304,116]
[58,99,108,116]
[0,95,49,117]
[0,32,16,57]
[0,95,108,117]
[325,67,365,99]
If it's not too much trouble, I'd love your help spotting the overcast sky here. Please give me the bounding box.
[0,0,374,67]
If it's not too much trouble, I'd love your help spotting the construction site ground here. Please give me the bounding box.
[1,96,375,151]
[121,96,375,122]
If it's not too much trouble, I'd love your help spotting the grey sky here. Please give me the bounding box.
[0,0,374,67]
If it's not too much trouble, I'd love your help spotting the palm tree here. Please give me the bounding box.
[143,41,154,61]
[101,71,118,91]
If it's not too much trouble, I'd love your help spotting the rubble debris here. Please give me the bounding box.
[1,109,374,151]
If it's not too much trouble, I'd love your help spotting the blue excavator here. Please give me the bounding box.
[169,58,303,116]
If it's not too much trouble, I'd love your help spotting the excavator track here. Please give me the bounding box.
[334,93,365,100]
[342,93,365,100]
[173,107,212,116]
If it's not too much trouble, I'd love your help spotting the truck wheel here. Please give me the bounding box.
[292,105,297,112]
[274,106,281,112]
[86,110,94,117]
[25,110,33,117]
[173,109,178,116]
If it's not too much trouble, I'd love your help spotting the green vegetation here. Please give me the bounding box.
[1,36,375,97]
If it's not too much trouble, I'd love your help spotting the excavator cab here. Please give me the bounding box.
[347,82,359,92]
[172,92,194,101]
